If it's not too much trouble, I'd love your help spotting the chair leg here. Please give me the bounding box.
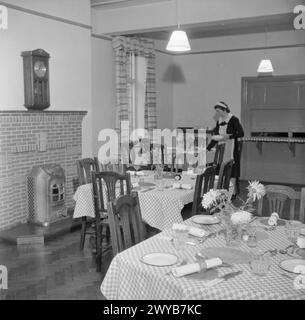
[79,217,87,250]
[95,224,102,272]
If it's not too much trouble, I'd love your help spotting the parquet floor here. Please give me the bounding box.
[0,180,302,300]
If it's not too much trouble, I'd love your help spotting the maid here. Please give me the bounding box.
[207,101,244,197]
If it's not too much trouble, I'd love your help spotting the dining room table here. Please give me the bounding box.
[100,216,305,300]
[73,169,233,231]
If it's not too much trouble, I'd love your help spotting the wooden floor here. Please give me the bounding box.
[0,180,302,300]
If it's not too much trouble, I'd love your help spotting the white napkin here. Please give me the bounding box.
[268,212,279,226]
[132,182,139,188]
[136,171,144,176]
[297,236,305,249]
[181,184,192,190]
[127,171,136,176]
[172,263,201,277]
[172,223,206,238]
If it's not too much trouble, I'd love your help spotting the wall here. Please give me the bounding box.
[91,36,116,156]
[171,30,305,129]
[0,0,93,157]
[155,51,174,130]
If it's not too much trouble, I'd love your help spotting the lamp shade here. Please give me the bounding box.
[166,30,191,52]
[257,59,274,73]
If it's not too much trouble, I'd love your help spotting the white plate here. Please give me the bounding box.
[279,259,305,273]
[192,215,220,225]
[141,252,178,267]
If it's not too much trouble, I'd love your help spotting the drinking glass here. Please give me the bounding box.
[285,220,302,244]
[173,228,188,251]
[246,225,257,248]
[249,252,271,276]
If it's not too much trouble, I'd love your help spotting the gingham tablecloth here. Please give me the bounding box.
[100,218,305,300]
[73,172,233,231]
[73,173,196,230]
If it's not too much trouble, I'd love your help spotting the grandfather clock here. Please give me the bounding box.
[21,49,50,110]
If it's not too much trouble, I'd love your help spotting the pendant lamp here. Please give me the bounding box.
[257,28,274,73]
[166,0,191,52]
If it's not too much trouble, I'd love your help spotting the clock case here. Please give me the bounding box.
[21,49,50,110]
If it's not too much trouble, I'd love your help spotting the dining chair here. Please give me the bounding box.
[191,165,217,216]
[257,185,305,222]
[91,170,132,271]
[213,142,225,165]
[217,159,234,190]
[107,191,145,256]
[76,157,100,250]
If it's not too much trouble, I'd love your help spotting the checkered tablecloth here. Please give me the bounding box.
[73,173,196,230]
[100,219,305,300]
[73,172,233,231]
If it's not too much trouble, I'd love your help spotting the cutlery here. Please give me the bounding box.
[279,244,295,254]
[204,270,243,288]
[141,187,155,193]
[198,232,217,243]
[262,249,278,257]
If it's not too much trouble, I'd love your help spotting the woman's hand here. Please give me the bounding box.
[221,134,231,140]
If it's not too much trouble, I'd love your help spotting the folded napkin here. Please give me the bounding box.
[297,236,305,249]
[172,183,192,190]
[132,182,139,188]
[172,263,201,277]
[268,212,279,226]
[172,223,206,238]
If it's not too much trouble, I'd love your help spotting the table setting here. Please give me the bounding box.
[100,180,305,300]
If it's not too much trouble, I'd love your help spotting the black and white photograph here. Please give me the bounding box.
[0,0,305,304]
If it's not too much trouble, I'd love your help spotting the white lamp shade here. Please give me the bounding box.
[166,30,191,52]
[257,59,274,73]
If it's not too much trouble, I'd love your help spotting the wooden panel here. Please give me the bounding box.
[251,109,305,132]
[247,84,265,106]
[299,84,305,106]
[265,82,299,107]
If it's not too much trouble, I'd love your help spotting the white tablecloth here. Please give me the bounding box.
[100,218,305,300]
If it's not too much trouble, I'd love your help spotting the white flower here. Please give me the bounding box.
[247,180,265,202]
[202,189,218,209]
[231,210,252,225]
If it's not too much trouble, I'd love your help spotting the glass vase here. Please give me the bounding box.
[225,221,243,247]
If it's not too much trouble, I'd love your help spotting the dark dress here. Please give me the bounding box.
[207,115,244,178]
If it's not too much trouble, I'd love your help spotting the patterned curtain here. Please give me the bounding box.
[112,36,157,137]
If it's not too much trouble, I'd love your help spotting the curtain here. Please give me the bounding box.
[112,36,157,138]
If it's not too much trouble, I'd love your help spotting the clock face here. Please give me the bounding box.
[34,60,47,78]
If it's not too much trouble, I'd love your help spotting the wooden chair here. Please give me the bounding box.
[107,191,145,256]
[76,157,100,250]
[213,143,225,173]
[257,185,305,222]
[91,171,131,271]
[191,165,217,216]
[217,159,234,190]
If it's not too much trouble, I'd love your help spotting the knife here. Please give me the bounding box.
[141,187,155,193]
[204,271,243,289]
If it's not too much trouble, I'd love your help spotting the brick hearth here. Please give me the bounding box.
[0,111,87,231]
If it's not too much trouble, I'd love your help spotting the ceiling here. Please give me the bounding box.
[91,0,295,40]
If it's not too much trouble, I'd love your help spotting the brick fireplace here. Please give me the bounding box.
[0,111,87,231]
